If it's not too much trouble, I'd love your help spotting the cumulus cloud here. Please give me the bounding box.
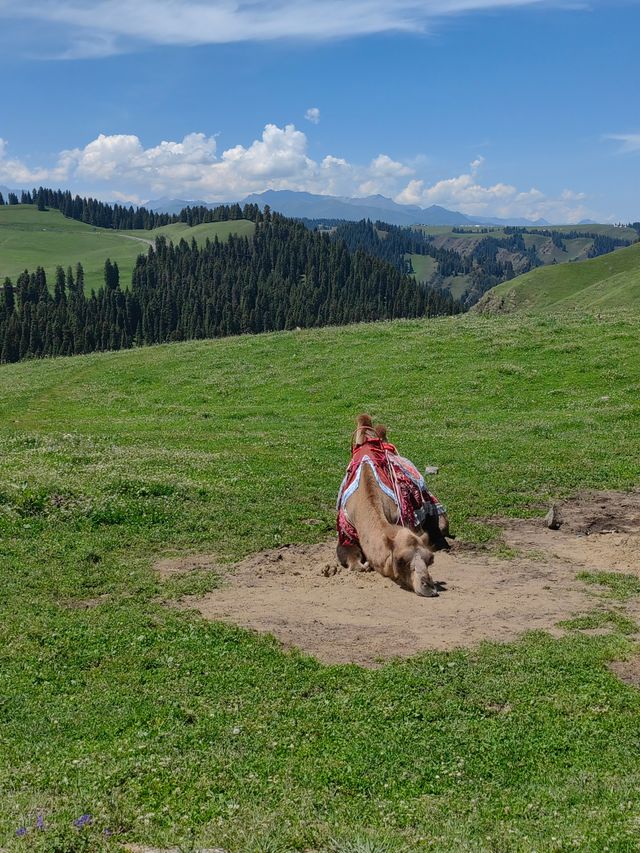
[305,107,321,124]
[0,126,592,221]
[0,0,591,58]
[606,133,640,154]
[394,157,590,222]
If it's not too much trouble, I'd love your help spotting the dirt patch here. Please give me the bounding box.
[159,490,640,667]
[609,657,640,688]
[154,553,218,580]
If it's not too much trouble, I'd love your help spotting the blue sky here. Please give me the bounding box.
[0,0,638,222]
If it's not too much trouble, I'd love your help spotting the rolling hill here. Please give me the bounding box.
[0,205,255,292]
[476,240,640,314]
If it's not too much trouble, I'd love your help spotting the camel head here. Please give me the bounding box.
[391,530,438,597]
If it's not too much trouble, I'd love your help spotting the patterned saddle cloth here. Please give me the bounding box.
[336,437,445,548]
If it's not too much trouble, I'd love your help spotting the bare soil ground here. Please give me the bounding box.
[158,490,640,668]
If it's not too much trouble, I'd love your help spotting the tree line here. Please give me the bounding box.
[0,186,263,230]
[327,220,531,307]
[0,211,462,363]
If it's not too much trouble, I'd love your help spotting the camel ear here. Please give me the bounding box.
[374,423,387,441]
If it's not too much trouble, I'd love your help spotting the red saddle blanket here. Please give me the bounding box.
[336,437,445,548]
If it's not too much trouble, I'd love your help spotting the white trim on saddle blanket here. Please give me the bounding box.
[337,454,398,516]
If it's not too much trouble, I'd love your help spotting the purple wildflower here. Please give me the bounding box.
[16,827,27,837]
[73,813,92,828]
[36,814,45,830]
[103,828,113,837]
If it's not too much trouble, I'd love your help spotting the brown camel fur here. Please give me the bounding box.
[337,414,438,597]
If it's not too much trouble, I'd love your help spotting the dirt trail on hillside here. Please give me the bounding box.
[158,490,640,667]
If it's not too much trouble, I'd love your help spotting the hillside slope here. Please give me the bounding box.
[476,241,640,314]
[0,205,254,291]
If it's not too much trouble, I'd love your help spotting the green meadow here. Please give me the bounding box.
[477,241,640,314]
[2,311,640,851]
[0,205,254,292]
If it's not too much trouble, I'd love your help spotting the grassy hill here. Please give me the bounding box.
[0,205,255,292]
[2,312,640,850]
[476,241,640,314]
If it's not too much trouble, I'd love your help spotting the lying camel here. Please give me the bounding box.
[336,414,439,597]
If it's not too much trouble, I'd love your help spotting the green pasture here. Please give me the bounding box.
[1,311,640,850]
[123,218,255,244]
[406,253,437,283]
[478,241,640,314]
[0,206,254,292]
[406,253,471,299]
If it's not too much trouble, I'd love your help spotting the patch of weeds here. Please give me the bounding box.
[112,477,177,498]
[456,520,500,545]
[490,542,521,560]
[88,498,168,527]
[329,838,396,853]
[525,548,547,561]
[7,483,50,517]
[578,571,640,601]
[497,363,526,376]
[561,609,638,636]
[161,568,222,599]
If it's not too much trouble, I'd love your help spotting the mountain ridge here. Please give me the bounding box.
[144,188,551,227]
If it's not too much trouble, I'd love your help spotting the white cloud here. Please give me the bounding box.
[305,107,321,124]
[0,0,590,58]
[394,159,591,223]
[0,126,592,222]
[606,133,640,154]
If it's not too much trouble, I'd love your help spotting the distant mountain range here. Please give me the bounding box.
[146,189,552,227]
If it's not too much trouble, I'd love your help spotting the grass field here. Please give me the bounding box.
[477,241,640,314]
[0,206,255,292]
[406,251,472,300]
[2,312,640,850]
[405,253,437,283]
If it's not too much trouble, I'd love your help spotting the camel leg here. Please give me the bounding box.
[336,543,371,572]
[422,513,451,551]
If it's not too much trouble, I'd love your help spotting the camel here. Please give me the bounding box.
[336,414,439,597]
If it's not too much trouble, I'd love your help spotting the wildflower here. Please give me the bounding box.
[73,813,92,828]
[16,827,27,837]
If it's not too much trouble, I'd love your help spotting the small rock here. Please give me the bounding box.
[321,564,338,577]
[545,505,562,530]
